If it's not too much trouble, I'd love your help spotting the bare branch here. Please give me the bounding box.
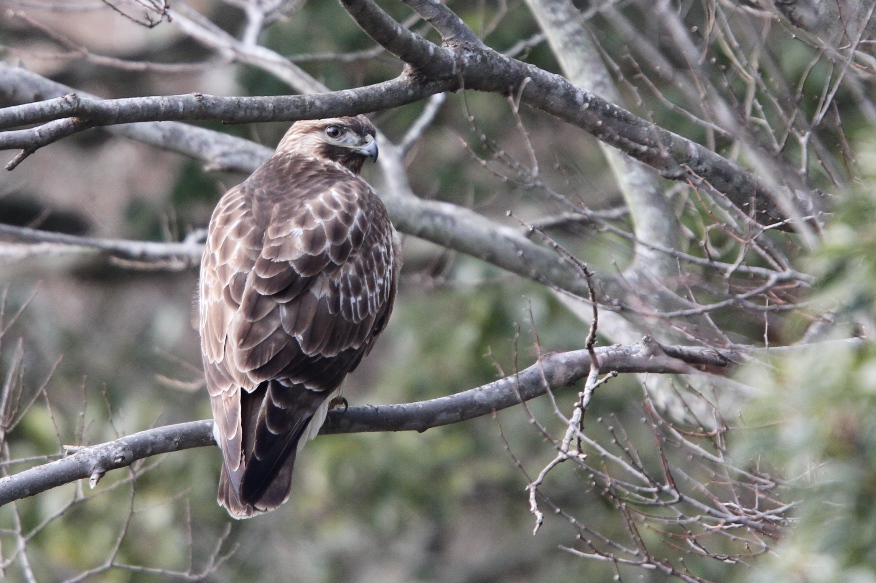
[525,0,680,281]
[0,75,454,134]
[0,66,615,298]
[4,117,95,170]
[400,92,446,153]
[0,223,203,267]
[0,64,273,173]
[0,0,825,229]
[0,341,735,507]
[339,0,815,230]
[401,0,484,46]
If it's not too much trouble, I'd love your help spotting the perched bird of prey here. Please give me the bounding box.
[199,116,400,518]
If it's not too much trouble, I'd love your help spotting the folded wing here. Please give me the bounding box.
[200,157,399,517]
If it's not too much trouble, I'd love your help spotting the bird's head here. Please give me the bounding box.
[276,116,378,174]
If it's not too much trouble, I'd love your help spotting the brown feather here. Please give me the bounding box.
[199,115,400,518]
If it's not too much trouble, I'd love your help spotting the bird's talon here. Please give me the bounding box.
[329,396,349,413]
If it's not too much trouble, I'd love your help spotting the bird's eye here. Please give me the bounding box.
[325,126,343,139]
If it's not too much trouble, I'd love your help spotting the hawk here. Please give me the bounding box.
[199,116,401,518]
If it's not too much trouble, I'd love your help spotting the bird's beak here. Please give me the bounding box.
[356,136,378,162]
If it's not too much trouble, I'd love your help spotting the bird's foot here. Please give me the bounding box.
[328,396,348,413]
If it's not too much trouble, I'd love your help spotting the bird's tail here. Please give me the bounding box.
[218,453,298,519]
[216,380,331,518]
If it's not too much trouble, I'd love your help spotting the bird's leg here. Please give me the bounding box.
[329,380,349,412]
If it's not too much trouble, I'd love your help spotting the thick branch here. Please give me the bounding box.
[340,0,457,78]
[0,421,216,509]
[0,341,732,507]
[0,75,454,133]
[401,0,483,46]
[525,0,679,280]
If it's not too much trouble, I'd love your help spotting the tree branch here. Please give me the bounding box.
[524,0,679,280]
[0,341,733,507]
[0,75,454,133]
[0,223,203,267]
[3,117,95,170]
[0,64,273,173]
[0,0,826,229]
[341,0,814,229]
[0,66,607,295]
[401,0,484,46]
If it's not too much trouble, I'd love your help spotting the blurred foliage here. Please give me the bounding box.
[732,135,876,582]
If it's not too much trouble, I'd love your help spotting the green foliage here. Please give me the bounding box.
[734,138,876,582]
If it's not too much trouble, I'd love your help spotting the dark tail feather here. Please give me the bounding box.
[218,464,255,519]
[217,380,326,518]
[217,451,298,519]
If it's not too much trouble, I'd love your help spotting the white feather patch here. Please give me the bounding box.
[298,387,339,451]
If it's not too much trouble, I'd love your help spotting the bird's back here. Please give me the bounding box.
[200,147,399,518]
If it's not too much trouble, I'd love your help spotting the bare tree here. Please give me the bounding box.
[0,0,872,580]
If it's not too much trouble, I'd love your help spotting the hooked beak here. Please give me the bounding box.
[356,136,378,162]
